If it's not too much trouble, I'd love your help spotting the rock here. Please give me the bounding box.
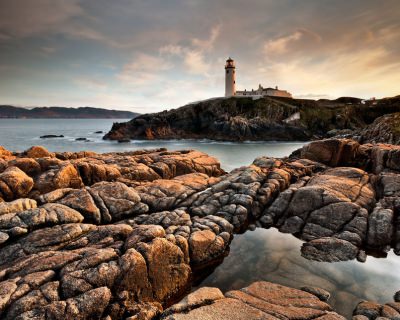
[8,158,41,176]
[25,146,55,158]
[135,237,191,304]
[2,140,400,318]
[89,181,146,222]
[301,237,359,262]
[189,230,227,265]
[0,167,34,201]
[164,287,224,314]
[301,286,331,302]
[39,135,64,139]
[367,203,394,249]
[0,203,84,242]
[73,161,121,185]
[34,164,83,194]
[0,146,13,160]
[0,198,37,216]
[353,301,382,319]
[394,291,400,302]
[162,281,345,319]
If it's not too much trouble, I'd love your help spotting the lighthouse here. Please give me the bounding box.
[225,57,236,97]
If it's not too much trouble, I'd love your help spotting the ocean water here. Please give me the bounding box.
[0,118,399,317]
[0,119,305,171]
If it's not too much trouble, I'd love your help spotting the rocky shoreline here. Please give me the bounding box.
[103,96,400,143]
[0,139,400,319]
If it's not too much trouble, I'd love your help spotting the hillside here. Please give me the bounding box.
[0,105,139,119]
[103,95,400,142]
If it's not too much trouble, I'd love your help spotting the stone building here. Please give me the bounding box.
[224,57,292,98]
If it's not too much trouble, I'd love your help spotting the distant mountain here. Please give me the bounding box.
[0,105,139,119]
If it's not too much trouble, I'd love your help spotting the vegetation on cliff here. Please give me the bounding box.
[104,96,400,141]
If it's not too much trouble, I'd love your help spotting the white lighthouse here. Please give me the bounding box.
[225,57,236,97]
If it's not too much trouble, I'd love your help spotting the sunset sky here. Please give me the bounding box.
[0,0,399,113]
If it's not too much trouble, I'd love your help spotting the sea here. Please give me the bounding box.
[0,118,398,318]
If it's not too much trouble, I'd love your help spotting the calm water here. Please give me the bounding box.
[198,228,400,318]
[0,119,399,317]
[0,119,305,171]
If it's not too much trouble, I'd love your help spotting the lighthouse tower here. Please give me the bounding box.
[225,57,236,97]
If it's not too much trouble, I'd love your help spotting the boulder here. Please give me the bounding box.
[0,167,34,201]
[301,237,359,262]
[25,146,55,158]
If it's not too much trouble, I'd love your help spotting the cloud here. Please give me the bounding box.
[117,53,173,86]
[1,0,400,111]
[159,26,221,76]
[192,24,221,51]
[184,50,210,75]
[264,29,322,56]
[264,31,303,54]
[41,47,57,55]
[75,78,108,90]
[0,0,83,38]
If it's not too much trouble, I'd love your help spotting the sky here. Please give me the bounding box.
[0,0,399,113]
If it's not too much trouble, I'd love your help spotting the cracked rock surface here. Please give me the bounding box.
[0,140,399,319]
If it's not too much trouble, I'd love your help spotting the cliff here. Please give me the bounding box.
[104,95,400,141]
[0,105,139,119]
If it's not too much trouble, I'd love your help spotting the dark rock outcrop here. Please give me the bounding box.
[104,95,400,142]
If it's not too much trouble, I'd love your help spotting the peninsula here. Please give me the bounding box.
[0,106,139,119]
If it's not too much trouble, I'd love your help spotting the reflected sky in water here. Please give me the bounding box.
[198,228,400,318]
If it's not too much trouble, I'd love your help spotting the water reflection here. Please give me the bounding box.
[197,228,400,318]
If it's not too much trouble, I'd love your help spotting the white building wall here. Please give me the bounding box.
[225,67,236,97]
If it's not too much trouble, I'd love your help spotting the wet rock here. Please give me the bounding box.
[301,237,359,262]
[353,301,382,319]
[394,291,400,302]
[367,203,394,249]
[39,134,64,139]
[301,286,331,302]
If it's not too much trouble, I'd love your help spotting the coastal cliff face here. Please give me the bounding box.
[104,96,400,142]
[1,139,400,318]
